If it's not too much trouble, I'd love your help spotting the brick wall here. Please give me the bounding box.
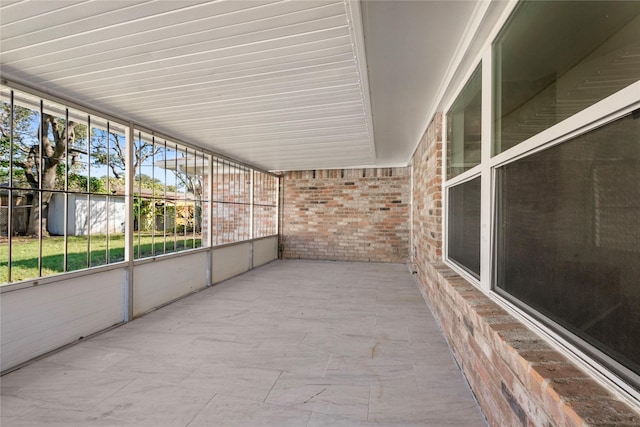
[412,113,443,264]
[411,115,640,426]
[208,172,278,244]
[282,168,410,263]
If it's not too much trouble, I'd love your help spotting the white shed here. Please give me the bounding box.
[48,193,125,236]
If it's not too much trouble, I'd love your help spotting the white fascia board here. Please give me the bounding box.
[345,0,376,164]
[408,0,513,165]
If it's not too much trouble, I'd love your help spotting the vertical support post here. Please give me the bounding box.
[210,156,216,247]
[192,150,197,249]
[151,135,156,256]
[277,174,283,258]
[163,140,167,255]
[207,153,214,286]
[173,143,178,252]
[249,169,254,240]
[63,108,69,272]
[38,99,43,278]
[234,164,238,242]
[86,115,91,268]
[183,148,188,249]
[224,161,228,244]
[7,90,14,283]
[125,123,135,322]
[106,121,111,264]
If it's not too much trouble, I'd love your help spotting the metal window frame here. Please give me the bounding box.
[0,81,280,291]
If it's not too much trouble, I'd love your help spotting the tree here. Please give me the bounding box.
[1,104,85,236]
[1,99,163,237]
[91,133,158,183]
[175,171,204,233]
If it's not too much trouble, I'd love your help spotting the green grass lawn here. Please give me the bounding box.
[0,234,201,283]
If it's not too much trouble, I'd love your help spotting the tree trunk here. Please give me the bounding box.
[26,167,57,237]
[23,115,77,237]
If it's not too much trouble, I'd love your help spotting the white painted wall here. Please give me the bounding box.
[133,252,208,317]
[211,243,252,284]
[253,236,278,268]
[1,237,279,372]
[0,268,126,372]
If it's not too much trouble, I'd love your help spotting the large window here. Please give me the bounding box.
[495,113,640,379]
[1,84,279,286]
[133,130,209,259]
[443,0,640,392]
[1,87,127,283]
[445,64,482,278]
[494,0,640,154]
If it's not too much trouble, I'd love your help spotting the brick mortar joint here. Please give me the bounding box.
[418,261,640,426]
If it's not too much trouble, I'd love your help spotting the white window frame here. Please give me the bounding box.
[441,0,640,408]
[442,52,485,288]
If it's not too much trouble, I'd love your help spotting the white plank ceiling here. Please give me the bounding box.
[0,0,479,171]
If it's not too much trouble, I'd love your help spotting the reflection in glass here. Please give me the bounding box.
[496,113,640,378]
[447,65,482,179]
[494,1,640,154]
[447,177,481,278]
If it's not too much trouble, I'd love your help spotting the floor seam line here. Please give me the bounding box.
[263,370,283,403]
[185,392,217,427]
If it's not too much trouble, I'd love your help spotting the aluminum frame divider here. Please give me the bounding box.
[37,99,43,278]
[86,115,92,269]
[125,123,135,322]
[106,122,111,264]
[207,153,214,286]
[7,91,14,282]
[249,170,254,240]
[63,108,69,273]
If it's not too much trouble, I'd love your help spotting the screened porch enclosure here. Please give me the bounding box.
[2,0,640,425]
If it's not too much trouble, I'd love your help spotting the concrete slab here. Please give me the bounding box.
[0,260,486,426]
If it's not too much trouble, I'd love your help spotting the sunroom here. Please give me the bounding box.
[1,1,639,426]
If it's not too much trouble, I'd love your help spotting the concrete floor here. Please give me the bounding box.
[0,260,486,426]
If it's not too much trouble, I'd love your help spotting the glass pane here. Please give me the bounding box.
[40,107,67,195]
[447,65,482,179]
[447,177,480,277]
[495,113,640,377]
[165,144,178,253]
[223,202,231,244]
[65,194,88,272]
[108,195,125,263]
[8,240,40,282]
[108,126,127,193]
[67,113,89,194]
[198,153,208,247]
[134,197,155,258]
[41,193,64,277]
[89,195,109,267]
[134,134,156,257]
[133,193,143,259]
[90,123,111,195]
[154,143,167,255]
[174,149,189,251]
[1,96,11,188]
[494,1,640,154]
[255,205,276,238]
